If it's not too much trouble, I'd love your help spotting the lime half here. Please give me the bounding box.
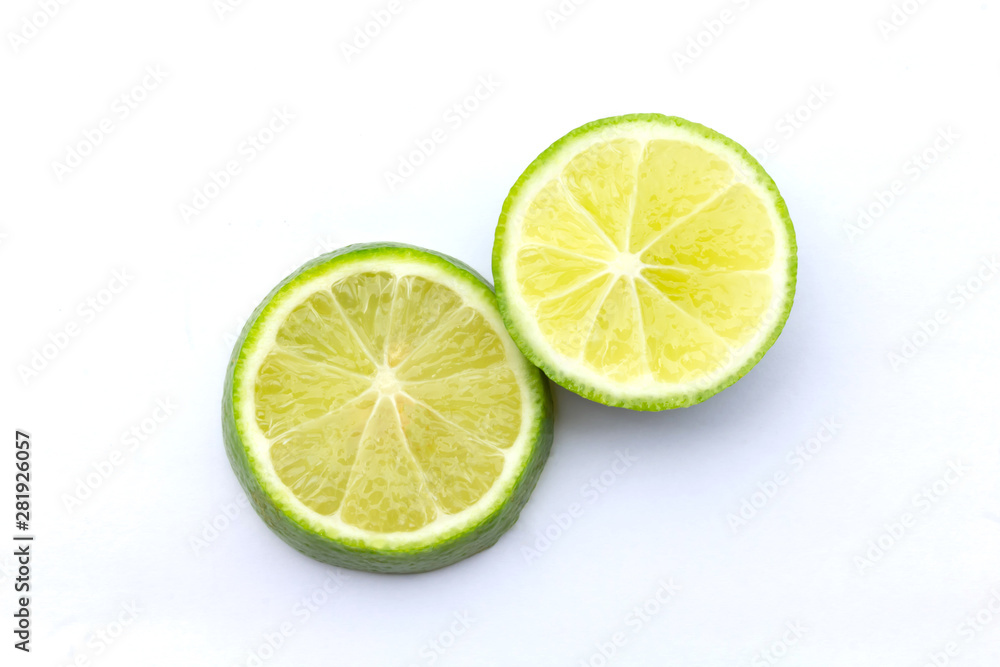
[493,114,797,410]
[223,243,553,573]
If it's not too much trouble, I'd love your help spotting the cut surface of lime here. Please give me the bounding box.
[493,114,797,410]
[223,244,553,573]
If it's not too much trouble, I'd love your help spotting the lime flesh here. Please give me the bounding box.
[224,243,553,573]
[493,115,797,410]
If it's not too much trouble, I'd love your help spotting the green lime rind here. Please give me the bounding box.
[223,242,554,573]
[493,114,798,411]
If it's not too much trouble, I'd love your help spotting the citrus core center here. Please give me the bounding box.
[373,366,402,396]
[608,251,644,278]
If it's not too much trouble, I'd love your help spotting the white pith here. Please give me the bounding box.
[235,256,543,551]
[499,119,794,401]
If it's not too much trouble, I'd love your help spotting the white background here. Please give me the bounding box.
[3,0,1000,665]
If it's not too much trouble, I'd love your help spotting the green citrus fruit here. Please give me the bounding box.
[223,243,553,573]
[493,114,797,410]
